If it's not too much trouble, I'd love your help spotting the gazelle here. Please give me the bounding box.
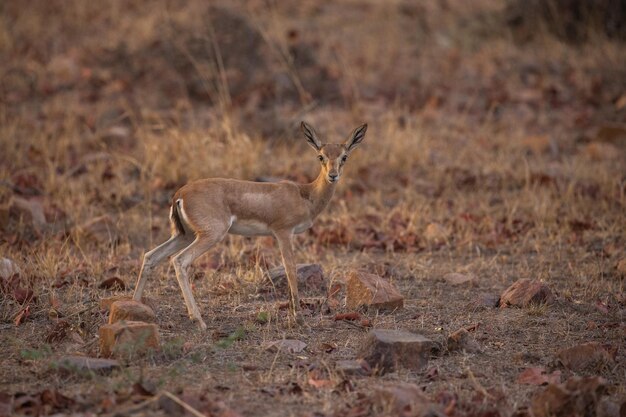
[133,122,367,329]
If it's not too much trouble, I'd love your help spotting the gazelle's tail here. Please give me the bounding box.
[170,198,187,235]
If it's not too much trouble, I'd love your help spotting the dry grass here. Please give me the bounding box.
[1,0,625,416]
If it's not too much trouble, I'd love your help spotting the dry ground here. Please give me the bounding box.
[1,1,625,416]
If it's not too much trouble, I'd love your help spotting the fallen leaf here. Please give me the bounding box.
[308,369,334,389]
[308,376,334,389]
[334,312,362,321]
[425,366,439,381]
[517,367,561,386]
[595,300,609,314]
[321,342,337,353]
[14,306,30,326]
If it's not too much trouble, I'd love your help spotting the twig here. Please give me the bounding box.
[466,367,494,400]
[102,394,160,416]
[162,390,206,417]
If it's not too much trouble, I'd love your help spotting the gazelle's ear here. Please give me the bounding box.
[345,123,367,152]
[301,121,322,151]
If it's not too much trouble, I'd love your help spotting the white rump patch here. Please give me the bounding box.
[177,198,191,225]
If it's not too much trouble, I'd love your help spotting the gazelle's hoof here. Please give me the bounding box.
[288,313,304,327]
[191,317,208,331]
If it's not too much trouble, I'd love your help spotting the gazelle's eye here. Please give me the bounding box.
[318,155,324,162]
[341,155,347,162]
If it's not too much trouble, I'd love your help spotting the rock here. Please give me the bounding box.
[77,215,118,245]
[499,279,554,308]
[424,223,449,244]
[372,383,444,417]
[335,359,371,377]
[443,272,476,286]
[556,342,616,371]
[108,300,156,324]
[266,263,325,295]
[359,329,432,374]
[346,271,404,311]
[0,258,21,279]
[54,355,120,375]
[8,196,47,231]
[99,321,160,358]
[447,328,481,353]
[531,376,608,417]
[264,339,307,354]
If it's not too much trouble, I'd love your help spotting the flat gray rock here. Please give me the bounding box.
[359,329,432,374]
[55,355,120,375]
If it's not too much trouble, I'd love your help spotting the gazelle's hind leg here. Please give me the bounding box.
[133,233,193,300]
[172,229,229,330]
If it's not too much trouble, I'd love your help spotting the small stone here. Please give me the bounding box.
[499,279,554,308]
[557,342,616,371]
[424,223,449,244]
[77,215,118,245]
[531,376,607,417]
[335,359,371,376]
[54,355,119,375]
[267,263,325,295]
[447,328,481,353]
[443,272,476,286]
[8,196,47,231]
[359,329,432,374]
[0,258,21,280]
[99,321,160,358]
[108,300,156,324]
[346,271,403,311]
[372,383,443,416]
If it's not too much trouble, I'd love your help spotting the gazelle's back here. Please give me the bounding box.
[174,178,310,234]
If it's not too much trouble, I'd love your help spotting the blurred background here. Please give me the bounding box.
[1,0,625,268]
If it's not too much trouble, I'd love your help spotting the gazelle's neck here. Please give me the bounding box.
[304,169,337,218]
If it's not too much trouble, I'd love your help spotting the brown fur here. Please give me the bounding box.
[133,122,367,329]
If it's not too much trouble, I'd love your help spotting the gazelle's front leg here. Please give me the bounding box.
[273,230,300,321]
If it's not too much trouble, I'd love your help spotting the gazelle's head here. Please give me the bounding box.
[301,121,368,184]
